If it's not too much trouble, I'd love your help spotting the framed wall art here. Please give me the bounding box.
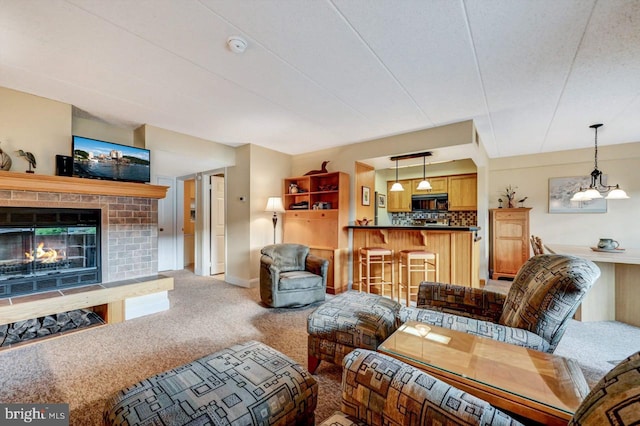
[377,193,386,208]
[548,176,607,213]
[362,186,370,206]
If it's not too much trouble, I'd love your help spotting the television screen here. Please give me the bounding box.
[72,135,151,183]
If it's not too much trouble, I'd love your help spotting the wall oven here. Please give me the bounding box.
[411,194,448,212]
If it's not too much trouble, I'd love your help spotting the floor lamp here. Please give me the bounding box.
[265,197,285,244]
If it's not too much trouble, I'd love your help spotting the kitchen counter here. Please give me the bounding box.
[349,226,480,288]
[347,225,480,232]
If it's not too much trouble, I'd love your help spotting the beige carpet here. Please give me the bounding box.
[1,270,638,425]
[0,270,342,424]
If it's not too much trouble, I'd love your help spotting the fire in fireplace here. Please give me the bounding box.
[0,207,101,298]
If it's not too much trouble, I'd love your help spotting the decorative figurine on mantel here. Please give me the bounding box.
[0,141,12,171]
[16,149,36,173]
[303,160,330,176]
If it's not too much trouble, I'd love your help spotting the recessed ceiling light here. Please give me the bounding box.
[227,36,247,54]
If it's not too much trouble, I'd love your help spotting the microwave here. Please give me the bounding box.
[411,194,448,212]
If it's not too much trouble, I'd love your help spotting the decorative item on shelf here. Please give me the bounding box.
[289,183,299,194]
[0,141,12,171]
[318,184,338,191]
[303,160,330,176]
[313,201,332,210]
[571,123,630,201]
[501,185,518,208]
[289,201,309,210]
[355,217,370,226]
[264,197,285,244]
[16,149,36,173]
[518,197,528,208]
[498,198,503,209]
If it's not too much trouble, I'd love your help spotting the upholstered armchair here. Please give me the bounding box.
[260,243,329,308]
[400,254,601,353]
[318,348,640,426]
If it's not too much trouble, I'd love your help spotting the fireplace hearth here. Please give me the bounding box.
[0,207,101,298]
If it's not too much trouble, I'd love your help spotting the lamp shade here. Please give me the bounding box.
[265,197,285,213]
[606,188,630,199]
[416,179,432,190]
[390,182,404,192]
[583,188,603,199]
[570,191,588,202]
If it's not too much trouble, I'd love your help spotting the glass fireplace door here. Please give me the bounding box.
[0,209,101,298]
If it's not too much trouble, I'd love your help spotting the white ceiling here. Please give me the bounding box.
[1,0,639,165]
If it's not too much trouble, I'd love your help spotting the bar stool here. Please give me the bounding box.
[398,250,439,306]
[358,247,395,299]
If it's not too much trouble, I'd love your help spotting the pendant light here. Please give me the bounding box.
[416,155,432,190]
[390,159,404,191]
[571,123,629,201]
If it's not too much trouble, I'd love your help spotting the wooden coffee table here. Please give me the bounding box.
[378,321,589,425]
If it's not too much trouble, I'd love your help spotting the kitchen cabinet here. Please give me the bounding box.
[490,208,531,280]
[386,180,412,212]
[283,172,349,294]
[412,177,448,194]
[448,174,477,211]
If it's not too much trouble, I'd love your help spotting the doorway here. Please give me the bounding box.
[183,178,196,271]
[169,171,226,276]
[210,175,225,275]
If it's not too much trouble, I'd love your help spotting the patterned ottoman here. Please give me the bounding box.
[307,291,401,373]
[103,341,318,426]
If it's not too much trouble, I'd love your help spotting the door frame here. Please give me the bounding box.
[194,168,226,276]
[157,175,177,271]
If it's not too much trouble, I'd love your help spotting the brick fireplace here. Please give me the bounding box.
[0,172,167,290]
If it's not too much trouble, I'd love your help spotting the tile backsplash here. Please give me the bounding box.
[391,210,477,226]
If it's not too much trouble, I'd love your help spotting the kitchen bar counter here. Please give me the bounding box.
[347,225,480,231]
[349,225,480,288]
[547,244,640,327]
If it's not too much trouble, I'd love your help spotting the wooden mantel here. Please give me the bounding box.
[0,171,168,199]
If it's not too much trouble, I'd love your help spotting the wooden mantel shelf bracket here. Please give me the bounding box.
[0,171,168,199]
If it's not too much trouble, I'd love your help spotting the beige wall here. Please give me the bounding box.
[355,162,375,222]
[489,142,640,255]
[0,86,71,175]
[142,124,236,179]
[224,145,252,286]
[73,116,134,146]
[220,143,290,286]
[249,145,292,283]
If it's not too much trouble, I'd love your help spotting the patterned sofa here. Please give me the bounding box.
[319,349,523,426]
[308,254,600,371]
[318,348,640,426]
[103,341,318,426]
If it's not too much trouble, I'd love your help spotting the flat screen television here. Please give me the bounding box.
[72,135,151,183]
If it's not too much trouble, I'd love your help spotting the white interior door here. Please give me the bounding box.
[210,175,225,274]
[157,176,176,271]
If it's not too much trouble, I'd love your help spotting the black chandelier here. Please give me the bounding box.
[571,123,629,201]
